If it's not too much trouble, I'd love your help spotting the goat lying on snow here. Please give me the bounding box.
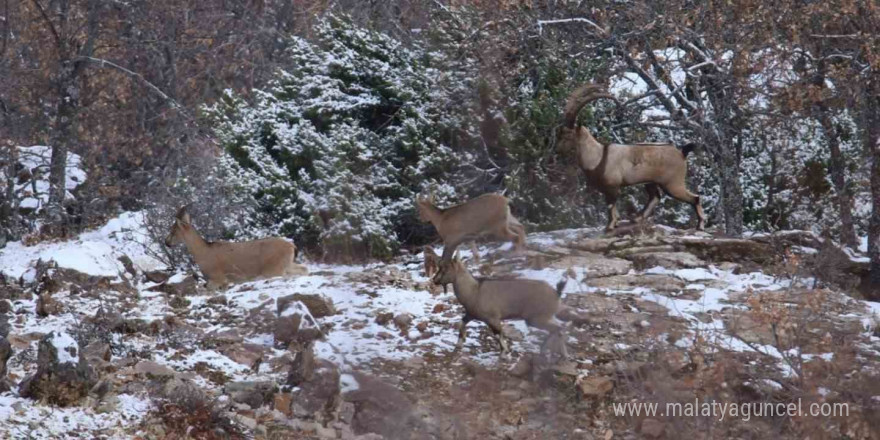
[416,193,525,263]
[165,206,307,289]
[558,83,706,231]
[432,254,568,357]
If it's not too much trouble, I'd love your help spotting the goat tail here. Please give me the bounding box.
[681,142,700,158]
[555,279,568,297]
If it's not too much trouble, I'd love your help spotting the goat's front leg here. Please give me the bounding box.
[454,314,473,351]
[604,191,621,231]
[487,319,509,357]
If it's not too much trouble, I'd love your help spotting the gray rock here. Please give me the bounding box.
[19,331,95,406]
[278,293,336,318]
[224,381,277,408]
[275,299,322,349]
[0,337,12,392]
[290,359,340,423]
[549,253,632,279]
[134,360,176,378]
[628,251,705,270]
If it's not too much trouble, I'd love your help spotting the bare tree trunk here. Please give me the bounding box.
[862,90,880,300]
[815,104,858,247]
[46,63,79,226]
[1,143,19,246]
[718,144,744,236]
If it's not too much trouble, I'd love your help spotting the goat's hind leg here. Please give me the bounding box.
[635,184,662,224]
[487,319,510,357]
[530,319,569,360]
[663,183,706,231]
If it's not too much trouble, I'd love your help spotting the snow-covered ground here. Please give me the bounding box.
[0,213,878,438]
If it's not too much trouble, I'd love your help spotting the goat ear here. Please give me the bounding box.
[179,210,192,226]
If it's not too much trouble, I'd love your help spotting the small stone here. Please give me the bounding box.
[578,376,614,397]
[207,295,228,306]
[274,392,293,417]
[432,303,447,314]
[392,313,412,330]
[374,312,393,326]
[508,355,532,378]
[339,401,356,425]
[36,293,61,317]
[134,360,176,378]
[278,294,335,318]
[415,322,428,333]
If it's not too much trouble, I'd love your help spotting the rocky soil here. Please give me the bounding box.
[0,216,878,439]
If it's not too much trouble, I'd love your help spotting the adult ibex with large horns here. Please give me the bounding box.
[557,84,706,231]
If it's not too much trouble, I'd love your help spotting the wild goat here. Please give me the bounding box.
[164,207,307,289]
[558,84,706,231]
[432,254,568,357]
[416,193,525,263]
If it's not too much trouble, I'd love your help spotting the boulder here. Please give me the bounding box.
[0,337,12,392]
[19,331,96,406]
[134,360,177,378]
[83,341,111,371]
[588,274,685,292]
[275,300,322,349]
[144,270,171,284]
[36,292,62,317]
[224,380,277,408]
[290,359,341,423]
[278,293,336,318]
[287,344,316,386]
[221,343,265,371]
[346,372,432,439]
[577,376,614,398]
[628,251,705,270]
[393,313,413,330]
[549,253,632,279]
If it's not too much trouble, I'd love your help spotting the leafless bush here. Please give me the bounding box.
[147,379,246,440]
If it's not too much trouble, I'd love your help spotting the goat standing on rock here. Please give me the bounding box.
[432,254,568,358]
[558,84,706,231]
[165,206,307,290]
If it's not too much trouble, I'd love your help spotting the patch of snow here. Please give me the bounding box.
[340,373,360,393]
[50,331,80,364]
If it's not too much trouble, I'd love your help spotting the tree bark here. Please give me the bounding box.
[46,62,79,225]
[862,88,880,300]
[815,107,859,247]
[718,141,744,236]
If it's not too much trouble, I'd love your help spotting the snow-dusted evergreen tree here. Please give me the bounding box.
[205,16,473,259]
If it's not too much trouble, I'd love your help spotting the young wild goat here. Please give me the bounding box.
[416,193,525,263]
[557,83,706,231]
[165,206,307,289]
[432,254,568,357]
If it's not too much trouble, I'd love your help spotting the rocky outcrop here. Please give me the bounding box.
[279,293,336,318]
[0,337,12,392]
[19,331,96,406]
[275,299,323,349]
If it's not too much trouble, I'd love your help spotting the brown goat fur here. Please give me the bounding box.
[558,84,706,231]
[433,254,567,357]
[416,193,525,262]
[165,207,307,289]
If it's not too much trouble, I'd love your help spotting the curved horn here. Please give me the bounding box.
[562,84,617,128]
